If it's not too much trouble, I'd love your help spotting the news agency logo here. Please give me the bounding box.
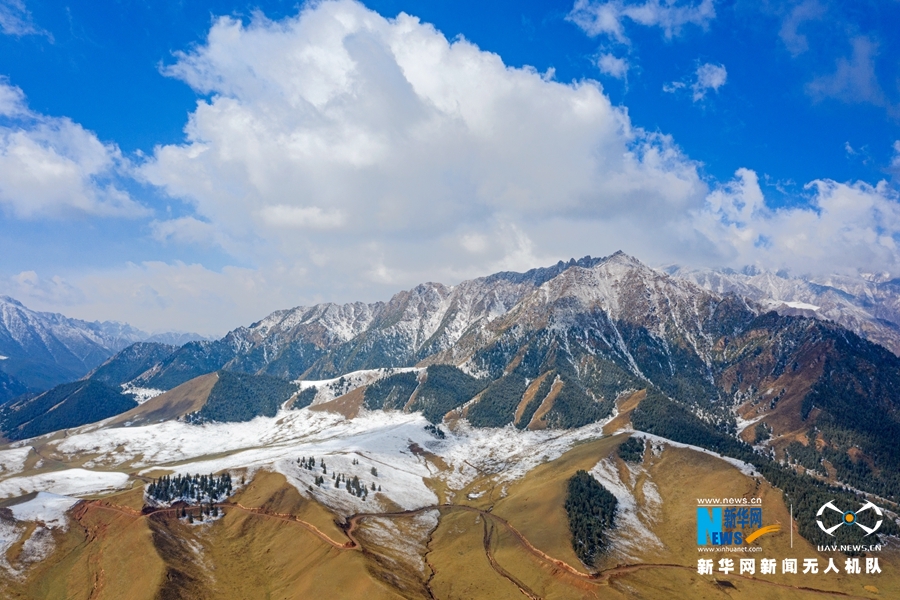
[697,502,781,546]
[816,501,883,537]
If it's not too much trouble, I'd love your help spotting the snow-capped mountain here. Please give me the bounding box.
[0,296,205,396]
[130,256,614,389]
[13,252,900,506]
[665,265,900,356]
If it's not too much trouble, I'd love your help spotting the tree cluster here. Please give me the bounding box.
[186,371,298,424]
[408,365,487,423]
[1,380,136,441]
[147,472,233,504]
[291,387,318,410]
[363,371,419,411]
[565,470,618,568]
[466,372,528,428]
[331,472,377,499]
[424,423,445,439]
[617,436,645,463]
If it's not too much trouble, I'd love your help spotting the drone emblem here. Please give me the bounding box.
[816,501,883,536]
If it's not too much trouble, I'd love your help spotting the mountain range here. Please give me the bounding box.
[3,252,899,502]
[2,252,900,599]
[667,265,900,357]
[0,295,205,400]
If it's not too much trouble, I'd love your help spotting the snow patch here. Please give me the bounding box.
[121,384,164,404]
[17,402,623,517]
[630,431,760,478]
[589,457,663,560]
[734,413,765,435]
[0,469,130,498]
[8,492,79,528]
[783,301,819,311]
[0,447,32,477]
[296,368,422,406]
[355,509,438,575]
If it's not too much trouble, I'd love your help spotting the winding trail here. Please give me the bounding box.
[78,499,875,600]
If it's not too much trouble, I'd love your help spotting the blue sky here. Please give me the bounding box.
[1,0,899,334]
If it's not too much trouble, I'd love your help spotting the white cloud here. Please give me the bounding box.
[258,205,346,229]
[692,62,726,101]
[0,81,147,219]
[3,262,287,336]
[890,140,900,177]
[568,0,716,42]
[693,169,900,274]
[778,0,825,56]
[597,53,629,79]
[5,0,899,335]
[806,36,886,107]
[0,78,26,116]
[9,270,84,306]
[139,0,706,294]
[0,0,47,38]
[663,62,726,102]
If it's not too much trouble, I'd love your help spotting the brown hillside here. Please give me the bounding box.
[109,372,219,427]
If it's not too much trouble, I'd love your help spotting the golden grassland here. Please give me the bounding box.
[2,423,899,599]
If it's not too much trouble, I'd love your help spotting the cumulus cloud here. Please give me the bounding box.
[693,168,900,274]
[8,270,84,306]
[597,53,629,79]
[568,0,716,42]
[0,80,26,116]
[140,0,706,291]
[6,0,899,335]
[0,81,147,219]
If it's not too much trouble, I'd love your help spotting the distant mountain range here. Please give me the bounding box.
[3,252,899,506]
[666,265,900,357]
[0,295,206,400]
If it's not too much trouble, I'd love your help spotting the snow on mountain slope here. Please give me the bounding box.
[0,447,31,477]
[297,367,422,406]
[0,400,618,517]
[0,469,130,498]
[8,492,80,528]
[667,265,900,356]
